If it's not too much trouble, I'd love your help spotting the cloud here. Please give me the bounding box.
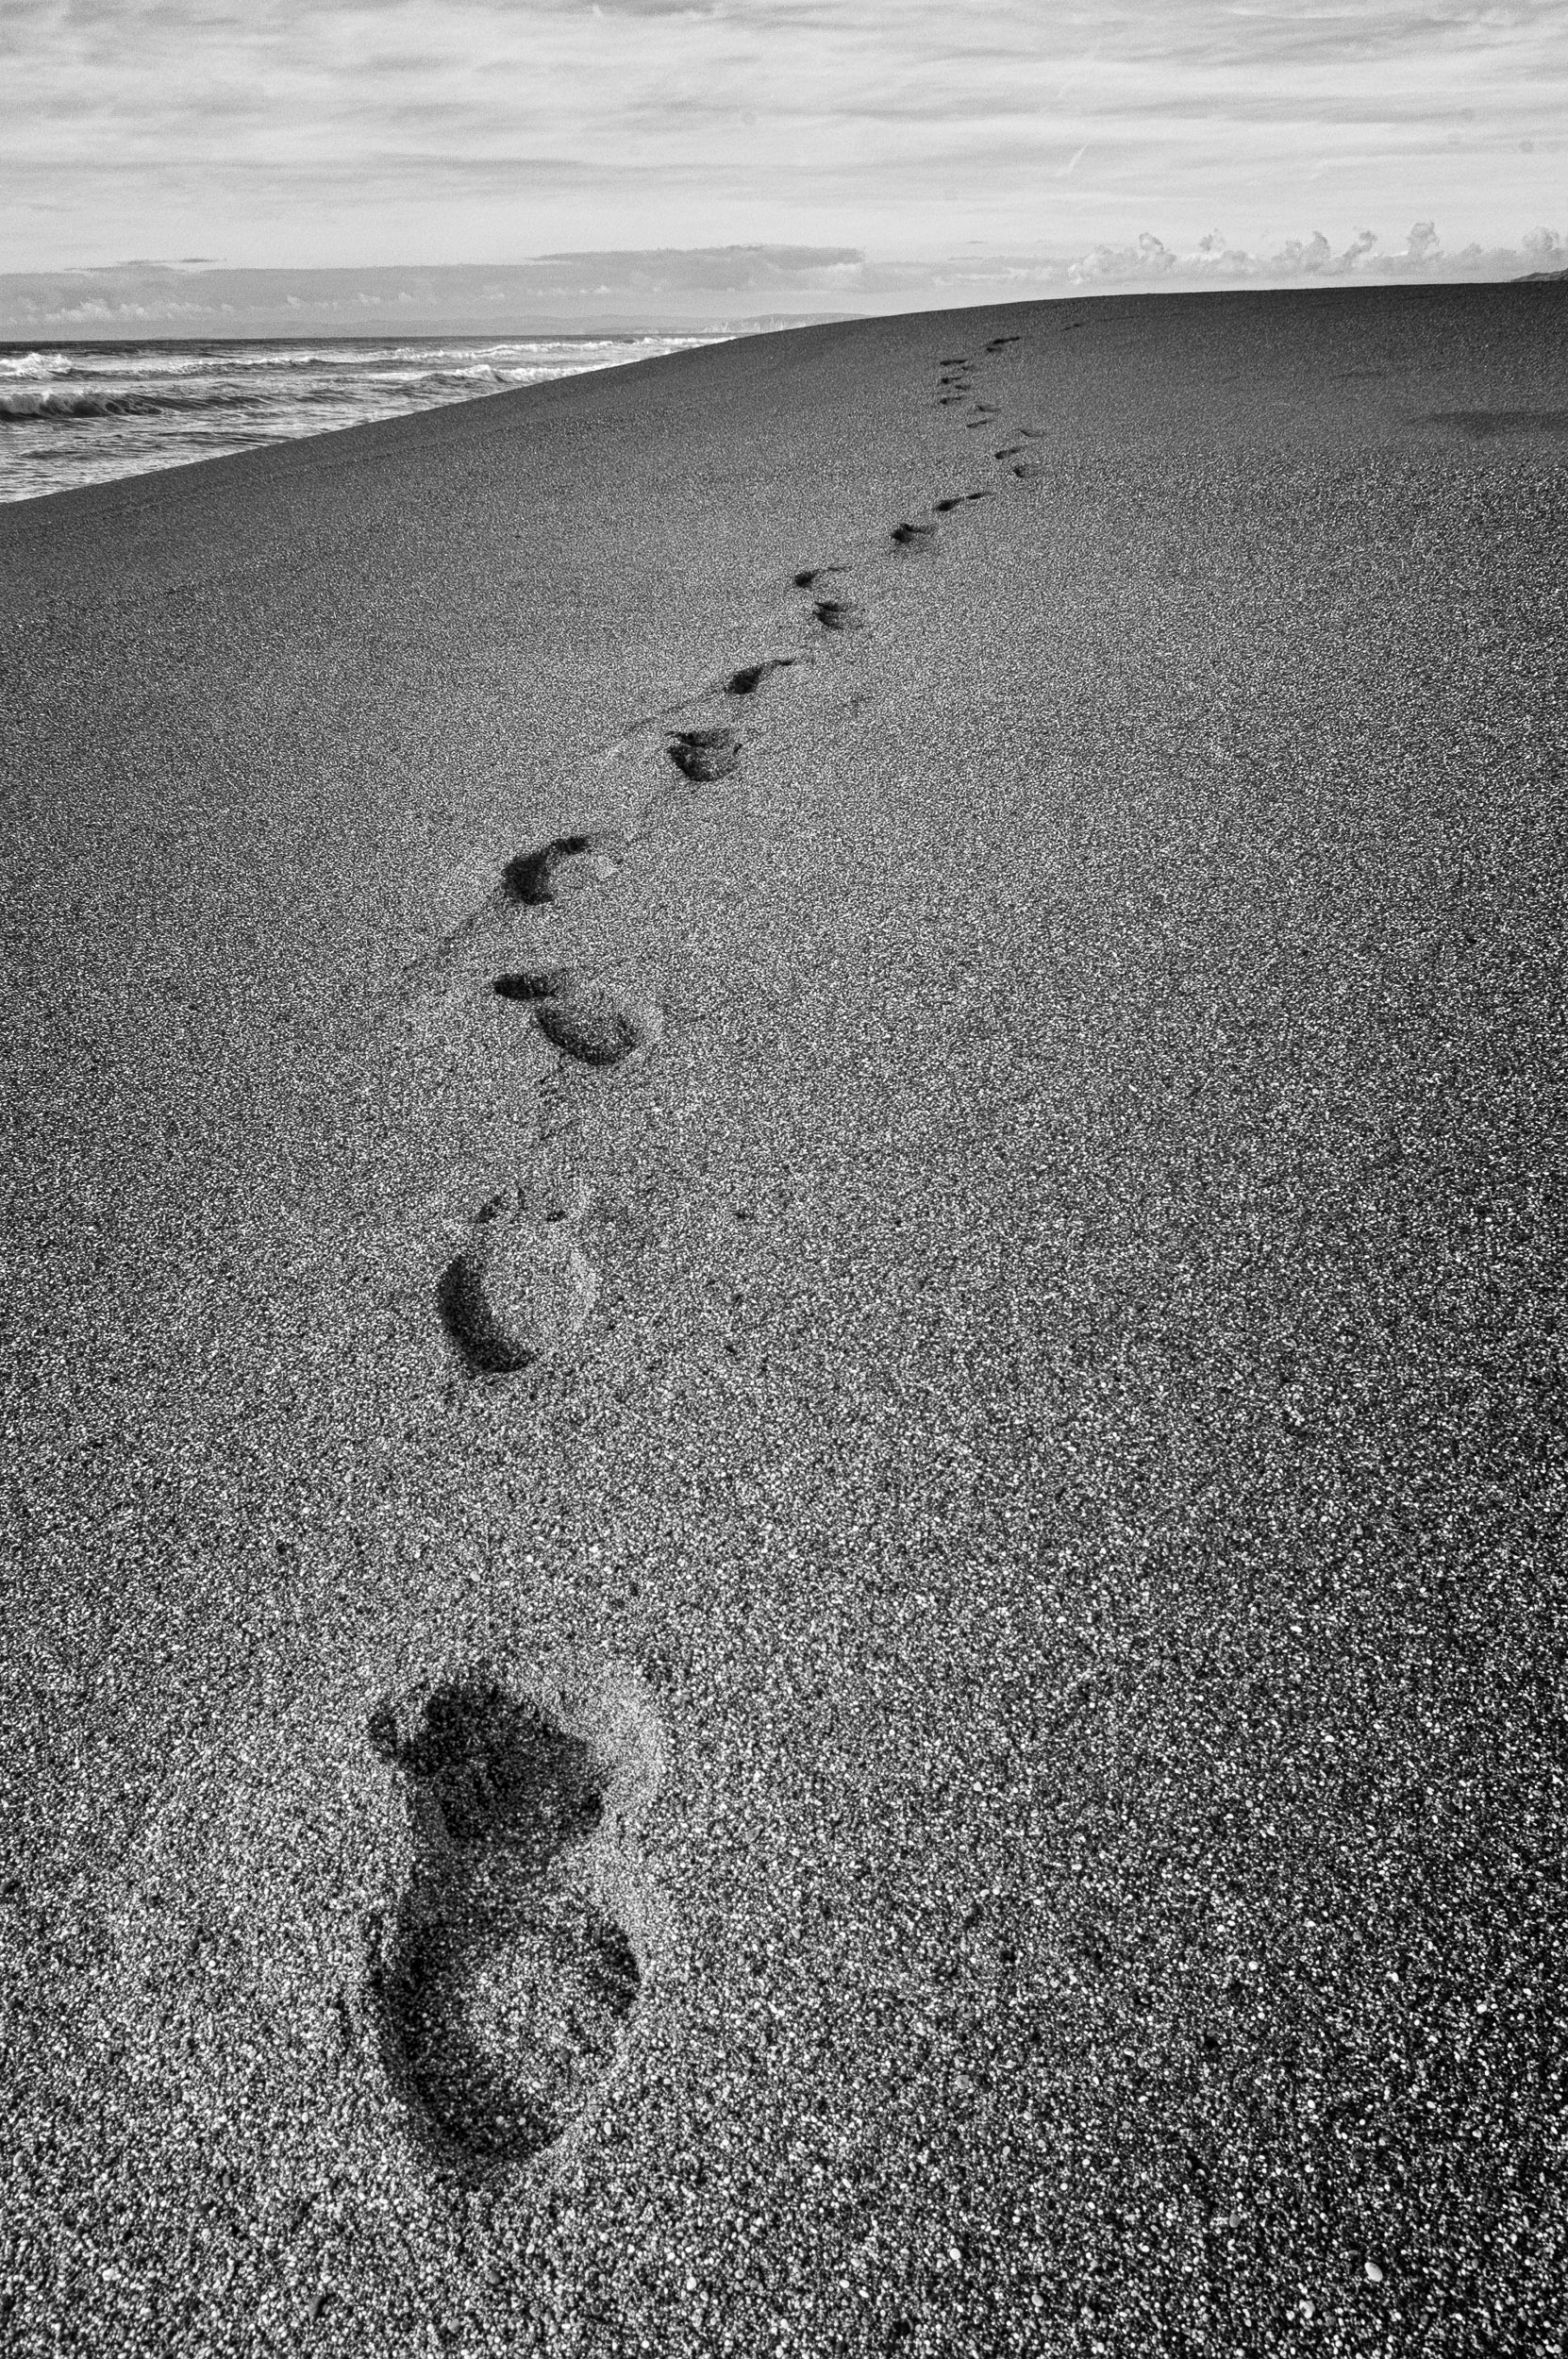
[3,224,1563,339]
[3,0,1565,266]
[527,243,864,287]
[992,214,1567,292]
[0,246,874,333]
[969,219,1563,293]
[1068,228,1176,282]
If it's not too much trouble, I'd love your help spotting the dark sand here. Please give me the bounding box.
[2,284,1565,2354]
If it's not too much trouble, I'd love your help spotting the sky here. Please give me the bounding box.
[2,1,1565,325]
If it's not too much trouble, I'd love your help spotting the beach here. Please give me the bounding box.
[2,281,1565,2353]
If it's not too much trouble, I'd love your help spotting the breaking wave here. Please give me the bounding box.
[0,382,266,420]
[0,351,75,381]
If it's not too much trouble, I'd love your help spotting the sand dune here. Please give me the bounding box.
[2,281,1565,2353]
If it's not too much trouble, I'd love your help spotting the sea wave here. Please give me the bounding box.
[0,382,267,421]
[3,335,697,380]
[359,363,503,386]
[0,330,731,497]
[0,351,75,381]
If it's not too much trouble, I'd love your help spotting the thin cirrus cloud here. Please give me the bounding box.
[0,0,1562,283]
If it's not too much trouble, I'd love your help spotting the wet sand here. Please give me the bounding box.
[2,281,1566,2354]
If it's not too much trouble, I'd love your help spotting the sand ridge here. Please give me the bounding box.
[2,281,1567,2353]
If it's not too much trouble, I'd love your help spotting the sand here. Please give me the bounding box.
[2,282,1565,2355]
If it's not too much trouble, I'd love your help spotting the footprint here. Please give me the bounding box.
[726,658,794,696]
[437,1189,599,1377]
[492,964,660,1071]
[993,445,1025,460]
[493,965,580,1003]
[669,728,741,783]
[1011,461,1046,481]
[792,566,842,591]
[368,1674,653,2179]
[939,355,972,365]
[814,598,866,633]
[503,834,622,909]
[892,522,936,548]
[985,335,1022,351]
[931,491,993,512]
[536,985,661,1069]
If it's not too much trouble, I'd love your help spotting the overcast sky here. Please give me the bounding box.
[3,0,1563,280]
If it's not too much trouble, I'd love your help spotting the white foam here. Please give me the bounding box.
[0,351,75,381]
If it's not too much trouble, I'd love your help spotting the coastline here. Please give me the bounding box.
[0,332,729,508]
[3,281,1566,2352]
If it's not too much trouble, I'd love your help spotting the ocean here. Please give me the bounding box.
[0,332,726,505]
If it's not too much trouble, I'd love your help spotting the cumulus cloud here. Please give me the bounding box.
[1059,218,1563,291]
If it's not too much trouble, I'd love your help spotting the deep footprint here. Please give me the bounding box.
[369,1680,640,2179]
[503,834,618,908]
[537,985,658,1067]
[814,598,866,633]
[669,728,741,782]
[726,658,794,696]
[892,521,936,548]
[493,966,579,1003]
[933,492,992,512]
[438,1199,599,1377]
